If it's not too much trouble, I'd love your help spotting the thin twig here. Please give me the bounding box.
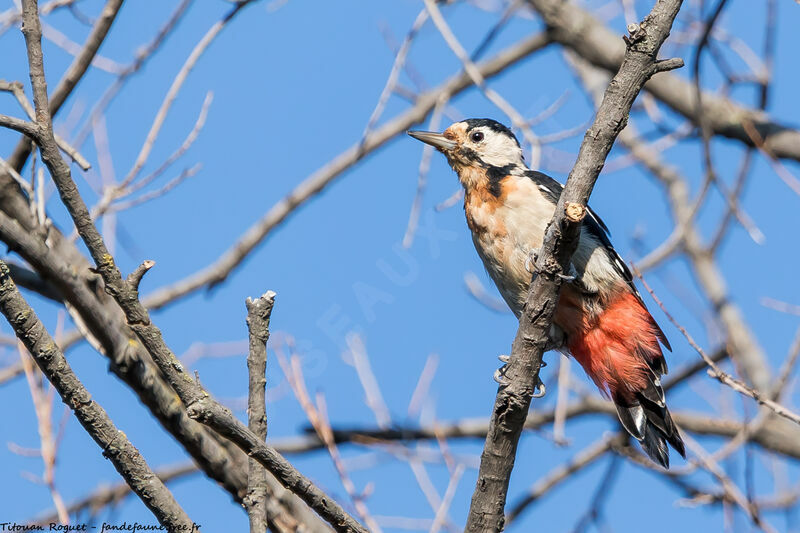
[0,80,91,170]
[29,463,199,527]
[7,0,124,172]
[345,333,392,429]
[506,434,621,524]
[682,434,777,533]
[120,2,255,189]
[93,93,213,219]
[423,0,544,167]
[552,355,571,445]
[361,8,428,141]
[463,271,510,313]
[403,100,445,248]
[141,30,553,310]
[633,265,800,426]
[19,345,69,524]
[276,342,380,532]
[71,0,194,148]
[429,463,464,533]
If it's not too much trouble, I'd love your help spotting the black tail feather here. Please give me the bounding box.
[663,409,686,458]
[614,391,685,468]
[642,422,670,468]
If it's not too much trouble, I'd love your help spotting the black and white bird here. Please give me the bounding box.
[409,118,685,467]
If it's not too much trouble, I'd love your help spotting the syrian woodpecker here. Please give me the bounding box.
[409,118,685,468]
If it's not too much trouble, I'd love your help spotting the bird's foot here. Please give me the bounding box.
[493,354,548,397]
[524,250,539,274]
[494,354,511,386]
[533,373,547,398]
[558,263,580,284]
[526,251,578,285]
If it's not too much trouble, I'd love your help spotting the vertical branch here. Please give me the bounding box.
[244,291,276,533]
[464,1,685,530]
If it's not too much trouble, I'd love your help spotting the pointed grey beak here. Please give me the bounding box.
[407,130,457,151]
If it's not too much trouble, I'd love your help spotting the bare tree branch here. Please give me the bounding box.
[275,341,382,532]
[7,0,124,172]
[142,30,553,310]
[118,2,254,191]
[635,267,800,426]
[244,291,276,533]
[505,434,624,525]
[30,463,199,527]
[0,261,194,530]
[187,397,368,532]
[0,80,90,169]
[464,2,684,529]
[14,1,356,529]
[525,0,800,163]
[567,51,771,390]
[264,393,800,464]
[0,207,252,502]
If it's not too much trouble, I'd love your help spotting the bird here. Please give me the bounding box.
[408,118,685,468]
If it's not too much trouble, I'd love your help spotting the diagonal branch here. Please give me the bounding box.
[526,0,800,163]
[29,462,198,527]
[7,0,124,172]
[464,2,685,530]
[1,6,330,529]
[634,268,800,426]
[505,434,623,525]
[0,261,194,530]
[119,1,255,190]
[0,80,90,169]
[16,1,364,530]
[141,30,553,310]
[0,205,251,504]
[566,51,770,390]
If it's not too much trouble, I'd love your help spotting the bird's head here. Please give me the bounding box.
[408,118,524,189]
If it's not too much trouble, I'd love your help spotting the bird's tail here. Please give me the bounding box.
[565,290,686,468]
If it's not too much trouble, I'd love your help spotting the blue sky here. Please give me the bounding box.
[1,0,799,531]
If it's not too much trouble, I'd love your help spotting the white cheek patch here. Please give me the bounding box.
[472,131,524,168]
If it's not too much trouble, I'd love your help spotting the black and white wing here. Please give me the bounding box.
[524,170,671,352]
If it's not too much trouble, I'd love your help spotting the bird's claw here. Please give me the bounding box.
[557,273,576,282]
[493,366,510,386]
[533,374,546,398]
[524,250,539,274]
[494,354,511,385]
[493,354,547,396]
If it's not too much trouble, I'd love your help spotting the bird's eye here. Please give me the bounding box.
[470,131,484,143]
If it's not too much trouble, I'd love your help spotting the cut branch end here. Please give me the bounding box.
[127,260,156,291]
[564,202,587,222]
